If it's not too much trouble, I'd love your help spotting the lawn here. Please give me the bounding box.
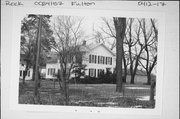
[19,80,155,108]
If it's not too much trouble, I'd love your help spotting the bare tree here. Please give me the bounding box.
[93,18,129,82]
[95,18,116,50]
[137,19,157,101]
[113,17,126,92]
[138,19,157,85]
[124,18,146,84]
[50,16,85,105]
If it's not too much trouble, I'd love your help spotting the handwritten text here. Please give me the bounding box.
[34,1,64,6]
[138,1,166,7]
[5,1,23,6]
[71,1,95,7]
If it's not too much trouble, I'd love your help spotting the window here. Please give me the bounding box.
[103,57,105,64]
[106,57,112,65]
[89,55,91,63]
[20,71,22,77]
[48,68,55,76]
[99,56,103,64]
[97,69,104,77]
[92,55,95,63]
[28,70,30,77]
[89,68,96,77]
[89,55,97,64]
[48,69,50,75]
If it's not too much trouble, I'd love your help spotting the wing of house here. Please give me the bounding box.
[45,42,116,79]
[45,52,60,80]
[81,42,116,77]
[19,52,47,81]
[19,53,33,80]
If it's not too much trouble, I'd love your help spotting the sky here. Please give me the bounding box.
[50,15,114,45]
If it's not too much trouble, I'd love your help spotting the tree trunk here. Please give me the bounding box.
[130,48,143,84]
[59,66,70,105]
[61,77,69,105]
[114,17,126,92]
[147,73,151,85]
[122,48,127,83]
[64,79,69,105]
[150,78,156,101]
[129,61,134,84]
[123,68,127,83]
[130,73,135,84]
[34,15,42,104]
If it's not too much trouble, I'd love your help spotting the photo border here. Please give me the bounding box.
[9,7,165,115]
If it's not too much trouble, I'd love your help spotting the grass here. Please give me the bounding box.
[19,80,155,108]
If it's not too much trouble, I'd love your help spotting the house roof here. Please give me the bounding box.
[46,52,59,63]
[81,43,116,56]
[46,42,116,64]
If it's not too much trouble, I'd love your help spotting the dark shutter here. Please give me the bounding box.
[28,70,30,76]
[110,57,112,65]
[103,57,105,64]
[106,57,107,65]
[98,56,99,64]
[20,71,22,76]
[48,69,50,75]
[94,69,96,77]
[95,55,97,64]
[89,55,91,63]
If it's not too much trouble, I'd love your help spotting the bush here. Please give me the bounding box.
[70,71,120,84]
[70,76,101,84]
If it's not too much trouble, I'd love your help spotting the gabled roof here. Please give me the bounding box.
[46,52,59,63]
[81,43,116,56]
[46,43,116,64]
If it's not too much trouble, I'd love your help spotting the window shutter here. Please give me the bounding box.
[48,69,49,75]
[89,55,91,63]
[94,69,96,77]
[95,55,97,64]
[28,71,30,76]
[98,56,99,64]
[103,57,105,64]
[89,69,90,76]
[20,71,22,76]
[110,57,112,65]
[106,57,107,65]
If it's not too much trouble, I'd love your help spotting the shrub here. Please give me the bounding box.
[70,71,121,84]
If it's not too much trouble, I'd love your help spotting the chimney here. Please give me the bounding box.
[82,40,86,45]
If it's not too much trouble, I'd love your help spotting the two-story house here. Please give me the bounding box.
[45,42,116,79]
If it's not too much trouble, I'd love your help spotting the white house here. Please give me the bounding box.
[19,53,46,81]
[45,42,116,79]
[19,61,33,80]
[81,42,116,77]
